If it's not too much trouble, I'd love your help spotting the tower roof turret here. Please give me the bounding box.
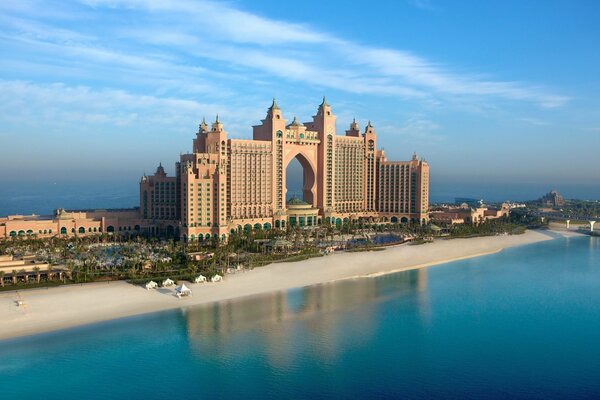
[269,98,280,111]
[288,116,304,128]
[364,120,375,135]
[199,116,208,132]
[156,162,166,177]
[346,117,360,137]
[317,96,332,116]
[317,96,331,115]
[212,114,223,132]
[266,98,282,119]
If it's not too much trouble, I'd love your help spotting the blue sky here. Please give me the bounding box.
[1,0,599,192]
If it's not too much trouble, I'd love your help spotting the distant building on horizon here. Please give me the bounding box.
[1,98,430,241]
[539,190,565,208]
[454,197,483,208]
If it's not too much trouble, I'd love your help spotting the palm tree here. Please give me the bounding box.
[127,267,137,279]
[19,269,27,284]
[46,265,53,282]
[188,263,199,277]
[65,261,75,281]
[33,266,41,284]
[11,269,18,285]
[0,271,5,287]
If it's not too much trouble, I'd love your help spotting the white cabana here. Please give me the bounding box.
[145,280,158,290]
[194,275,207,283]
[162,278,175,287]
[175,283,192,298]
[211,274,223,282]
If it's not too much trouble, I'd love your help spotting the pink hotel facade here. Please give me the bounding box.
[1,99,429,241]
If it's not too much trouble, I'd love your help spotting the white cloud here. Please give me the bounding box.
[350,47,570,107]
[406,0,440,11]
[80,0,333,45]
[377,115,444,144]
[518,118,550,126]
[0,80,261,135]
[0,0,569,111]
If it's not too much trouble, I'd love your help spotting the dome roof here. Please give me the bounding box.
[287,116,304,128]
[287,197,308,205]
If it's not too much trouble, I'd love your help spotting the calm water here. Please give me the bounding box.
[1,181,599,216]
[1,235,600,399]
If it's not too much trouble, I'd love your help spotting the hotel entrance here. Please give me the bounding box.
[286,198,320,228]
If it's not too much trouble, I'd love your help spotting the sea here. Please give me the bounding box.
[1,181,599,216]
[1,234,599,399]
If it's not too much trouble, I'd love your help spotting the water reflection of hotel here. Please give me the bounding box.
[183,268,430,365]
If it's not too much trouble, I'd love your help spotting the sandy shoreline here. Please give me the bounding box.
[0,229,571,341]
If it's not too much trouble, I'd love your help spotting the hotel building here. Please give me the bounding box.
[141,98,429,242]
[1,99,429,241]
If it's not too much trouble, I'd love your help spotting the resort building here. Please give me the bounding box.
[0,255,68,285]
[0,208,143,239]
[1,98,430,242]
[430,203,510,225]
[141,99,429,242]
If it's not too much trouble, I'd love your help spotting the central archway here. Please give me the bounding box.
[285,152,316,205]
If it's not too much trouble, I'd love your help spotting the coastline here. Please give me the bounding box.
[0,229,567,341]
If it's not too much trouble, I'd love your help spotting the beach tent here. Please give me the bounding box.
[162,278,175,287]
[195,275,207,283]
[211,274,223,283]
[175,283,192,298]
[429,224,442,232]
[145,281,158,290]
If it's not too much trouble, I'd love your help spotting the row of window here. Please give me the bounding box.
[7,225,137,236]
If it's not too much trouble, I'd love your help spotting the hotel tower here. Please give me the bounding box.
[139,98,429,242]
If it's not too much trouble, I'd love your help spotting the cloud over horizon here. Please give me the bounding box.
[0,0,598,188]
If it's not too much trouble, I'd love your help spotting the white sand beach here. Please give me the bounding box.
[0,230,561,340]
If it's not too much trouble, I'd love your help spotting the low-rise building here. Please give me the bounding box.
[0,208,145,239]
[0,255,68,286]
[430,203,510,225]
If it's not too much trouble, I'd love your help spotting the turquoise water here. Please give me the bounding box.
[1,235,599,399]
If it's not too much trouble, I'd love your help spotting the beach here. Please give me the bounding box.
[0,230,563,340]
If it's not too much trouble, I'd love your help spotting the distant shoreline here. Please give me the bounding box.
[0,229,577,341]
